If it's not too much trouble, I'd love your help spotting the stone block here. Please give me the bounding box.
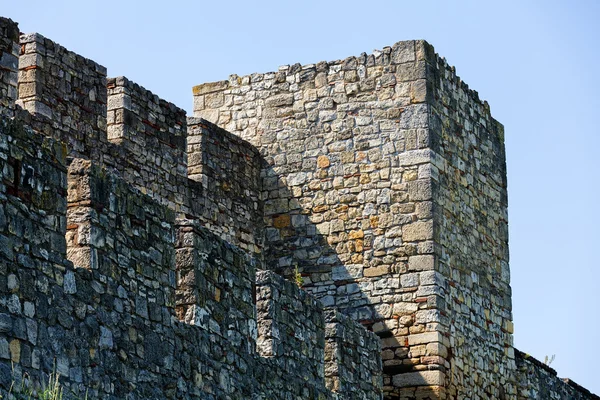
[402,221,433,242]
[392,370,445,388]
[408,255,435,271]
[192,80,229,95]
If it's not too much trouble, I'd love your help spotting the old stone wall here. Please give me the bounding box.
[0,18,18,118]
[1,13,597,400]
[426,45,515,399]
[187,118,263,253]
[0,115,382,399]
[106,76,188,211]
[175,219,256,352]
[14,27,261,251]
[515,350,600,400]
[0,16,382,399]
[192,41,446,397]
[192,39,598,400]
[324,309,382,397]
[17,31,107,160]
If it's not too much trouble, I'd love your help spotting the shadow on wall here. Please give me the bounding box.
[261,156,445,400]
[262,162,374,320]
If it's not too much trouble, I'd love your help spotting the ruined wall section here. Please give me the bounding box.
[515,350,600,400]
[426,45,516,398]
[193,41,443,397]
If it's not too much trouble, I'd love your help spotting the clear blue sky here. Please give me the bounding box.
[5,0,599,394]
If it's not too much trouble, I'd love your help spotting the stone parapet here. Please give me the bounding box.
[0,18,19,117]
[187,117,263,253]
[106,76,187,179]
[17,32,107,159]
[515,350,600,400]
[0,115,383,398]
[175,218,256,353]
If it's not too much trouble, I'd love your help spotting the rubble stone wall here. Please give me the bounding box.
[0,116,382,399]
[1,13,597,400]
[192,40,446,397]
[187,118,263,253]
[515,350,600,400]
[17,31,107,160]
[106,76,188,210]
[426,45,515,399]
[14,26,261,250]
[193,38,598,400]
[0,18,18,117]
[0,16,382,400]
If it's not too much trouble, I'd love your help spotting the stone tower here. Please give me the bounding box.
[193,41,513,399]
[1,14,597,399]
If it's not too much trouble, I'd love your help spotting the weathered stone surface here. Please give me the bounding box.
[392,371,444,388]
[0,14,594,400]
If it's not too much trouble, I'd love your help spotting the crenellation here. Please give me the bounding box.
[0,18,18,118]
[0,113,381,399]
[186,117,263,254]
[17,32,107,160]
[255,270,324,372]
[324,308,383,399]
[175,218,256,353]
[106,76,187,177]
[0,14,596,400]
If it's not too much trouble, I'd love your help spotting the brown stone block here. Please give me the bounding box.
[348,229,364,239]
[317,155,330,168]
[355,239,364,252]
[192,80,229,95]
[370,216,379,228]
[364,265,390,277]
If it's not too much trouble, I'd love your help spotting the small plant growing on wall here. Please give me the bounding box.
[294,266,304,286]
[544,354,556,367]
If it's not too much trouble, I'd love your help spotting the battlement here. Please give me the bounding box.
[106,76,187,178]
[0,14,596,400]
[0,18,18,118]
[17,31,107,159]
[0,114,382,399]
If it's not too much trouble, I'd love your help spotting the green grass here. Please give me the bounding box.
[1,368,87,400]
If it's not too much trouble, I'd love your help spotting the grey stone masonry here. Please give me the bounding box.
[515,350,600,400]
[193,39,598,400]
[192,40,447,399]
[106,76,188,208]
[0,116,382,399]
[13,27,261,252]
[0,16,383,399]
[0,12,596,400]
[187,118,263,254]
[17,31,107,160]
[0,18,18,117]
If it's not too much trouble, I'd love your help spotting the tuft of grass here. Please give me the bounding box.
[294,266,304,287]
[544,354,556,367]
[38,372,63,400]
[1,367,87,400]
